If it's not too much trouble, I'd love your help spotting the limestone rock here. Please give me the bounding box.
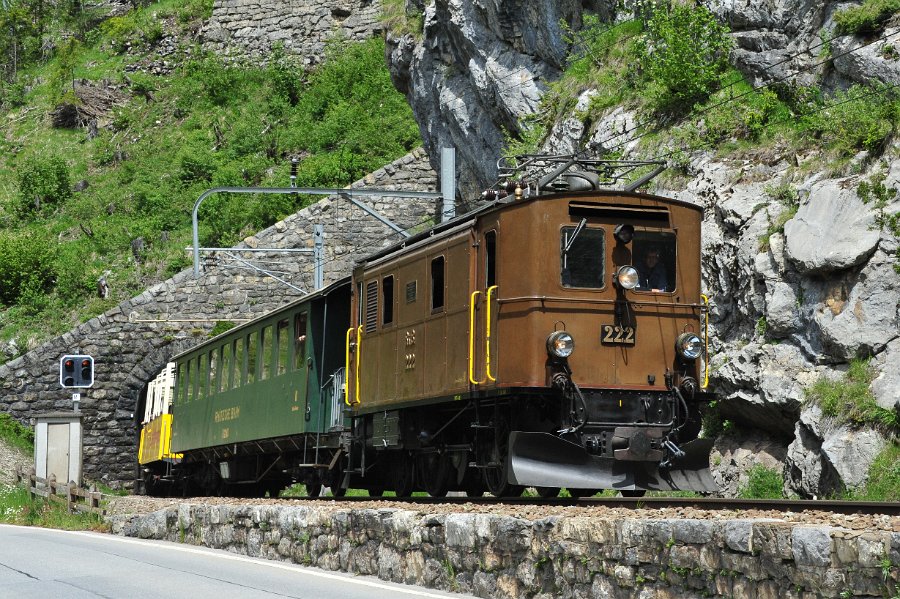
[784,179,881,275]
[870,338,900,411]
[831,28,900,87]
[809,252,900,359]
[786,403,888,497]
[710,432,788,498]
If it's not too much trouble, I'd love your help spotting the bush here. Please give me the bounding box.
[834,0,900,34]
[186,55,248,107]
[16,154,72,217]
[738,464,784,499]
[802,84,900,156]
[0,231,58,306]
[633,4,732,113]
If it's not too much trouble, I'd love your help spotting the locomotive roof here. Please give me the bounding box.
[170,276,351,362]
[357,188,703,268]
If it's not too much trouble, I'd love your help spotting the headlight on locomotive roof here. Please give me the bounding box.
[547,331,575,359]
[676,332,703,361]
[616,265,639,290]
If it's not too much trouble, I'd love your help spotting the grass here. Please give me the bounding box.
[0,484,109,531]
[807,359,899,430]
[0,413,34,455]
[738,464,784,499]
[0,3,419,359]
[834,0,900,34]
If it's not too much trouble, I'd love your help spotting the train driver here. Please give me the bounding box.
[637,247,667,292]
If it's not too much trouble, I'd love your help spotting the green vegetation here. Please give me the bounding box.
[381,0,424,38]
[738,464,784,499]
[0,0,419,360]
[0,413,34,454]
[0,485,108,530]
[845,441,900,501]
[834,0,900,35]
[633,4,732,114]
[807,359,899,430]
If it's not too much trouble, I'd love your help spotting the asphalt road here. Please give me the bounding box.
[0,524,477,599]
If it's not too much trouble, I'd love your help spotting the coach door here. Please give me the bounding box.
[469,227,499,388]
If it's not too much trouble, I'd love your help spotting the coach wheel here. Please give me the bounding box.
[419,452,450,498]
[328,465,346,497]
[393,451,415,497]
[536,487,560,499]
[367,488,384,497]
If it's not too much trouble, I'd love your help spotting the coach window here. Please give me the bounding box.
[261,325,273,380]
[247,332,258,384]
[177,363,187,403]
[197,353,208,401]
[235,337,246,387]
[222,342,232,391]
[633,231,677,293]
[210,349,219,394]
[277,319,289,376]
[187,359,196,402]
[561,226,605,288]
[293,312,308,370]
[485,231,497,287]
[382,276,394,326]
[431,256,445,312]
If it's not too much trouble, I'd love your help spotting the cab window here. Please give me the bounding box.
[561,226,605,288]
[634,231,676,293]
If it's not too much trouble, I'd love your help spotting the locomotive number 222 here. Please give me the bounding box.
[601,324,635,345]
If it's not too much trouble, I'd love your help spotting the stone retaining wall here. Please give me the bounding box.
[112,504,900,598]
[0,149,438,488]
[201,0,383,65]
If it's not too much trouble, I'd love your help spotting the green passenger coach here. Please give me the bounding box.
[164,279,351,496]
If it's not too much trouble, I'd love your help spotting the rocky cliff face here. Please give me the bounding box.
[387,0,900,498]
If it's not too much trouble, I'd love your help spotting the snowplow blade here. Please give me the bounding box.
[508,432,718,493]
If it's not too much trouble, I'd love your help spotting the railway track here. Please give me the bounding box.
[284,494,900,516]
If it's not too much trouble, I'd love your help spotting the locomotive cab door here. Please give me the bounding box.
[469,225,500,389]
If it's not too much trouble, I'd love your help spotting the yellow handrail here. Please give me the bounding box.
[354,325,363,405]
[468,290,485,385]
[700,294,710,389]
[344,327,354,406]
[485,285,498,382]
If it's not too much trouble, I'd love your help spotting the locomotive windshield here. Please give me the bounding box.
[561,226,605,288]
[633,231,676,292]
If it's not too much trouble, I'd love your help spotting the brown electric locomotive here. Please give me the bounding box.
[343,156,716,497]
[138,155,716,498]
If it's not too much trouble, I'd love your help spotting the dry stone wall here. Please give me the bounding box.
[201,0,383,65]
[0,149,438,488]
[111,503,900,599]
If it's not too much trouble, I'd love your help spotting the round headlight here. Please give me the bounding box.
[616,265,639,290]
[547,331,575,359]
[676,333,703,360]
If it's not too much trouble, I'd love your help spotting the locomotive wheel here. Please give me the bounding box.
[419,452,450,498]
[536,487,560,499]
[480,417,523,498]
[367,488,384,497]
[567,488,597,499]
[393,451,415,497]
[306,482,323,498]
[620,489,646,498]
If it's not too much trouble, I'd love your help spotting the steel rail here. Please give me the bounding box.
[281,495,900,516]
